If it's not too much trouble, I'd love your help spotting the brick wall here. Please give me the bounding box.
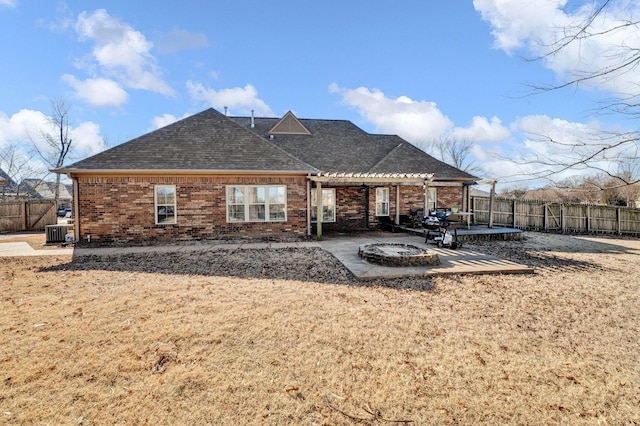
[76,176,465,243]
[313,184,463,232]
[76,174,308,244]
[319,186,368,232]
[436,186,464,209]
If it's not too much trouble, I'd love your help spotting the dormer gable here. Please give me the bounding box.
[268,111,312,135]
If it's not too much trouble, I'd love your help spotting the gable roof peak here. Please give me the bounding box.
[269,111,311,135]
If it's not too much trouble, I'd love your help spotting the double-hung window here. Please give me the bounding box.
[375,187,389,216]
[227,185,286,222]
[155,185,177,224]
[311,188,335,222]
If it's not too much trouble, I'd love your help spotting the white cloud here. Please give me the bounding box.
[70,121,107,158]
[503,114,635,182]
[154,28,210,54]
[62,74,128,107]
[473,0,569,53]
[186,81,274,116]
[150,112,193,130]
[474,0,640,97]
[0,109,106,172]
[451,116,510,142]
[514,114,593,144]
[330,84,511,145]
[329,83,454,142]
[151,113,179,129]
[0,0,17,8]
[0,109,49,151]
[328,83,630,185]
[73,9,174,97]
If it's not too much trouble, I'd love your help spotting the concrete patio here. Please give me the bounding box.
[319,233,535,279]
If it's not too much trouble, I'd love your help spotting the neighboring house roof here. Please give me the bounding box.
[58,108,476,181]
[61,108,314,173]
[0,168,17,191]
[470,187,491,197]
[20,179,73,200]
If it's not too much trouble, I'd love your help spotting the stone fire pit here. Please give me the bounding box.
[358,243,440,267]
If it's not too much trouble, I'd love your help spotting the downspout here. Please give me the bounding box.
[364,186,369,229]
[72,175,80,242]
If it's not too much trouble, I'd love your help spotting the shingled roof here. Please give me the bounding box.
[61,108,314,173]
[0,168,17,191]
[60,108,476,180]
[231,114,476,180]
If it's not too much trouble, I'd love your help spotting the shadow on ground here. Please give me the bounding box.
[462,232,640,274]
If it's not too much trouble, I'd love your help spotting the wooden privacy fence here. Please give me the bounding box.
[0,200,57,233]
[471,196,640,236]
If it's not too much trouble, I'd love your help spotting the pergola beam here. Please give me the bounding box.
[309,172,434,186]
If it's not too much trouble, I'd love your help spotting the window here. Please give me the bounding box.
[227,185,286,222]
[311,188,336,222]
[155,185,176,224]
[376,187,389,216]
[268,186,286,221]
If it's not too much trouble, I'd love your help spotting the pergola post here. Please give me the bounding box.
[488,180,496,228]
[424,180,429,214]
[316,181,323,241]
[395,185,400,225]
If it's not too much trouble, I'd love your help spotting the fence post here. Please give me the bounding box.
[472,196,476,224]
[488,186,495,229]
[544,204,548,231]
[22,201,28,231]
[454,197,638,235]
[586,205,590,233]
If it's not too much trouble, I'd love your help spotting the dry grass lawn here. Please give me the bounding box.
[1,232,639,425]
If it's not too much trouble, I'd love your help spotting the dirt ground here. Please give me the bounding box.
[1,232,639,425]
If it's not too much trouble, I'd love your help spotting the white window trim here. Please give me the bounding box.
[226,185,287,223]
[375,187,390,216]
[154,185,177,225]
[311,188,336,223]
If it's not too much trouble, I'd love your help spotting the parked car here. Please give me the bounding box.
[57,207,72,217]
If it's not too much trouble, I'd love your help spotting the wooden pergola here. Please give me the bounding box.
[464,179,498,228]
[307,172,434,240]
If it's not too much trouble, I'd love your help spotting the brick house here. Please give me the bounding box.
[55,108,477,244]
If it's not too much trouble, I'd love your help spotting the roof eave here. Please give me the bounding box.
[53,168,314,177]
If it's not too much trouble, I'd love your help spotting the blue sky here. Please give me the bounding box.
[1,0,637,189]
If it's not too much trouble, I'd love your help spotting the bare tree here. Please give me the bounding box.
[521,0,640,187]
[0,144,48,199]
[428,137,483,176]
[31,99,74,206]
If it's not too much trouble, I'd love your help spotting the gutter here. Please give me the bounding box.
[52,168,314,178]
